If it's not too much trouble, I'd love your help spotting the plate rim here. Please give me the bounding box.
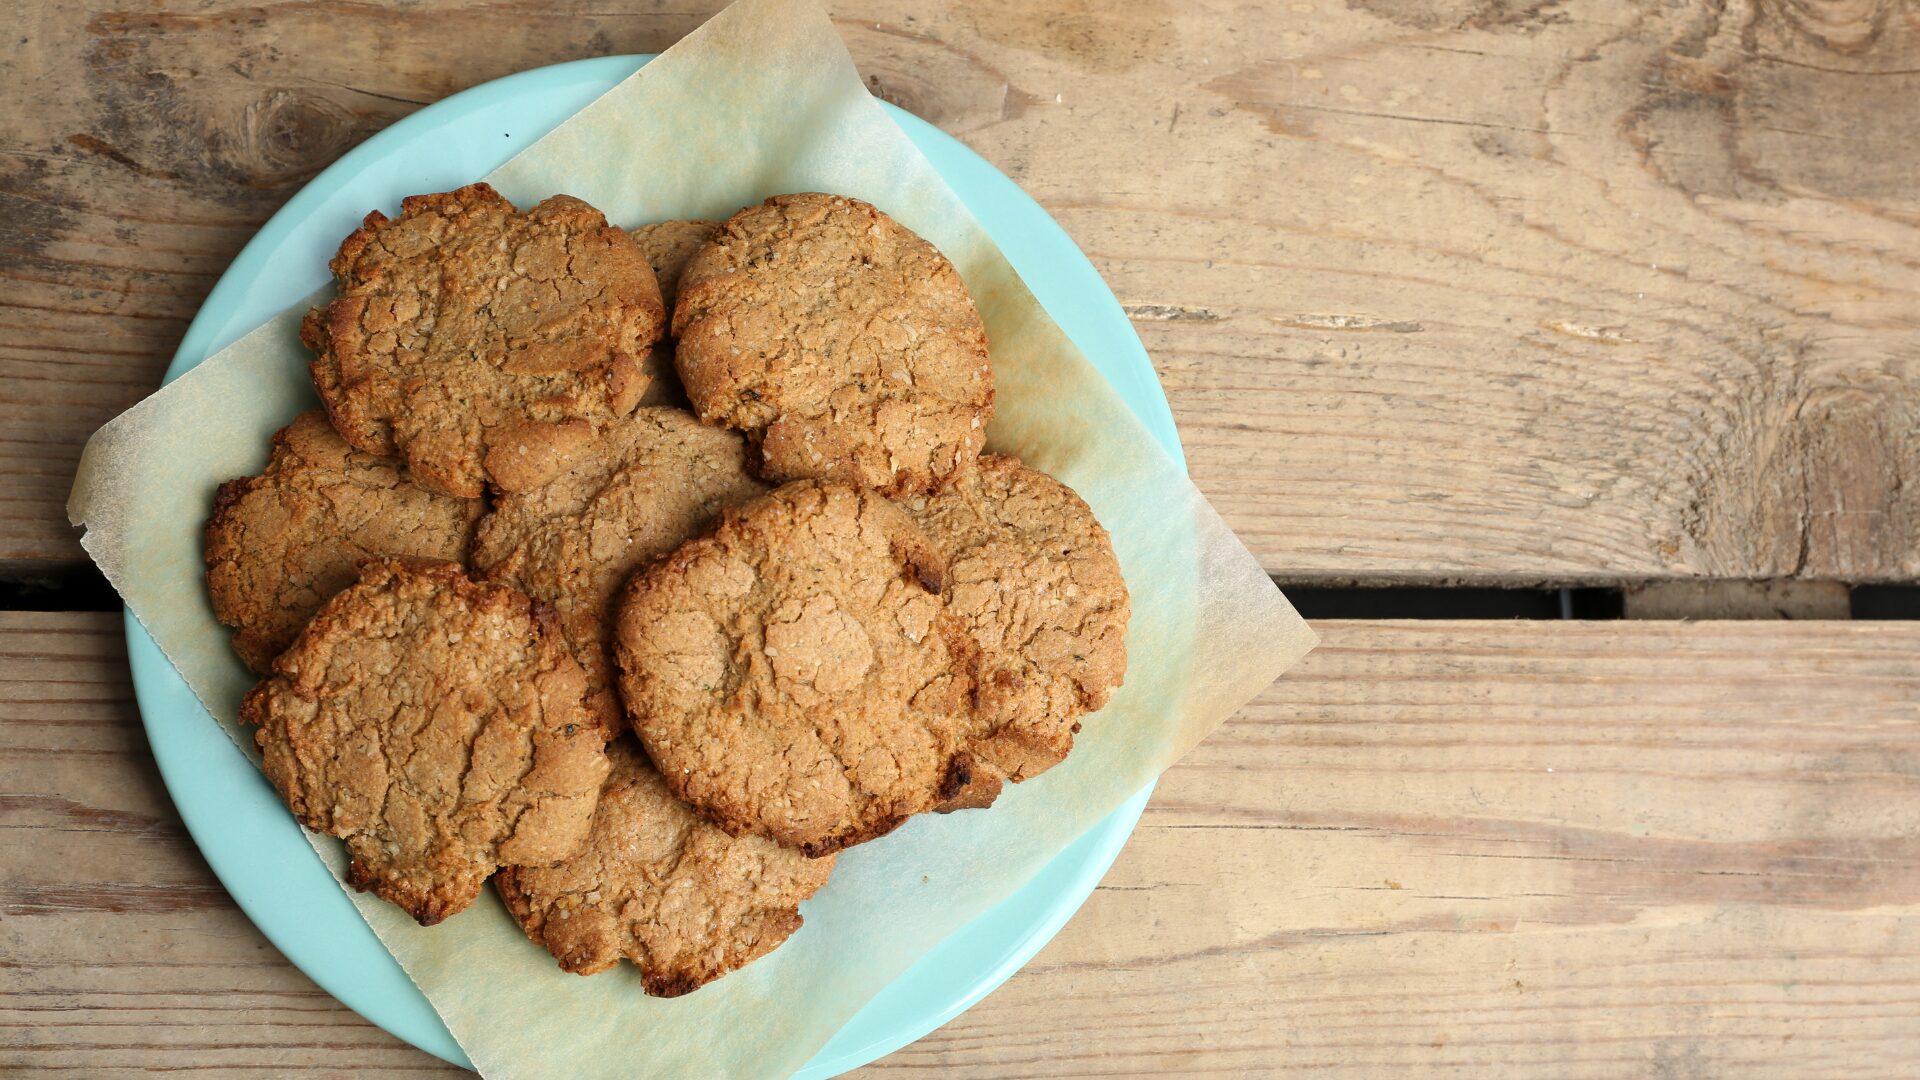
[125,52,1180,1076]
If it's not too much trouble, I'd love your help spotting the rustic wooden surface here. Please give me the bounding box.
[6,612,1919,1077]
[5,0,1918,583]
[6,1,1920,1077]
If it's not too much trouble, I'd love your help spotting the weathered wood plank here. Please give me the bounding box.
[4,0,1916,582]
[862,619,1920,1076]
[5,613,1918,1076]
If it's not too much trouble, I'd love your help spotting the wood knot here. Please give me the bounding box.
[1656,53,1736,100]
[1763,0,1891,55]
[224,91,357,189]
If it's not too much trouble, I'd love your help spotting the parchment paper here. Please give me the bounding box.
[67,0,1317,1075]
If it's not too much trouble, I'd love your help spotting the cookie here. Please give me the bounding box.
[673,193,993,496]
[306,183,665,498]
[626,220,720,408]
[496,738,834,993]
[242,558,610,926]
[906,455,1128,786]
[632,219,720,312]
[205,411,484,673]
[615,480,982,856]
[471,407,769,732]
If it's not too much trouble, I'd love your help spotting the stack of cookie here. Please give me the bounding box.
[207,185,1128,996]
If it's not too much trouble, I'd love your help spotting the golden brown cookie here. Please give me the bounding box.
[471,407,769,733]
[673,193,993,496]
[306,183,665,498]
[496,738,834,993]
[615,480,983,856]
[632,219,720,312]
[242,558,611,926]
[907,455,1129,786]
[204,411,484,673]
[628,220,721,407]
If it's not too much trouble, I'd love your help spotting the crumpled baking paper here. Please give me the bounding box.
[67,0,1316,1075]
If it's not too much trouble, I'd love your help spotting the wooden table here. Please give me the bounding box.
[4,1,1917,1075]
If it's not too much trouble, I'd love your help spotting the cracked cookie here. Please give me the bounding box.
[629,219,721,407]
[496,737,834,993]
[615,480,983,856]
[907,454,1128,787]
[471,407,769,733]
[305,182,665,498]
[632,219,720,313]
[242,558,611,926]
[672,193,993,496]
[205,410,484,673]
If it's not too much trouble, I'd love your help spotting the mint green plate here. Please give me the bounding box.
[127,55,1181,1076]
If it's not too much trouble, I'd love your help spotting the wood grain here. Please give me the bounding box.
[4,0,1916,583]
[7,613,1918,1076]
